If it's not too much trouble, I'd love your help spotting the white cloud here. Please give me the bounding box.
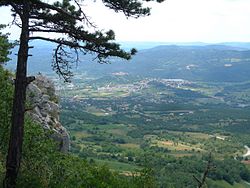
[1,0,250,42]
[82,0,250,42]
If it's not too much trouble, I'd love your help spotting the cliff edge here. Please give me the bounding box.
[27,74,70,152]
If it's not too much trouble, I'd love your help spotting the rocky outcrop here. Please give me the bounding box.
[27,74,70,152]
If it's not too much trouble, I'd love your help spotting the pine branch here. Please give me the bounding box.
[33,1,83,21]
[72,0,96,27]
[9,3,22,17]
[29,28,66,33]
[29,36,133,60]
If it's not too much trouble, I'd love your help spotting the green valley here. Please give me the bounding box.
[57,71,250,187]
[3,41,250,187]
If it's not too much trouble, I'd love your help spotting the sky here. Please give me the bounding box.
[0,0,250,43]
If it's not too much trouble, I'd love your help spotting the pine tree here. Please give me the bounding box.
[0,25,13,64]
[0,0,164,187]
[0,26,13,154]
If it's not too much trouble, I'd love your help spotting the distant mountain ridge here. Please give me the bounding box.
[6,41,250,82]
[219,42,250,50]
[120,41,250,50]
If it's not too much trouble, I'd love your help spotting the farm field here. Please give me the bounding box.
[59,73,250,187]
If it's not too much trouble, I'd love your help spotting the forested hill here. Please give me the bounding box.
[129,45,250,82]
[6,42,250,82]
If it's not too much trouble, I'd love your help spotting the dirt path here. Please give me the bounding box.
[243,145,250,158]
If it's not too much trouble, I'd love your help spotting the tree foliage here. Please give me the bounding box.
[0,1,164,187]
[0,108,156,188]
[0,25,13,64]
[0,27,14,156]
[0,67,13,166]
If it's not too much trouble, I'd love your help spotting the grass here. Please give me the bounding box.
[107,128,128,136]
[119,143,140,149]
[185,132,210,139]
[156,140,199,151]
[81,123,127,131]
[72,131,91,139]
[90,158,141,173]
[164,130,210,140]
[207,179,250,188]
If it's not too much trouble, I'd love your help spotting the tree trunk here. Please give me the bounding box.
[4,3,30,188]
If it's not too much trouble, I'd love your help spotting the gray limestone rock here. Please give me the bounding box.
[26,74,70,152]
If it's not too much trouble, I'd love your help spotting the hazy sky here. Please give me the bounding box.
[1,0,250,42]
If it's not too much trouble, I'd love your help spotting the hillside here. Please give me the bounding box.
[4,41,250,187]
[6,42,250,82]
[0,66,154,188]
